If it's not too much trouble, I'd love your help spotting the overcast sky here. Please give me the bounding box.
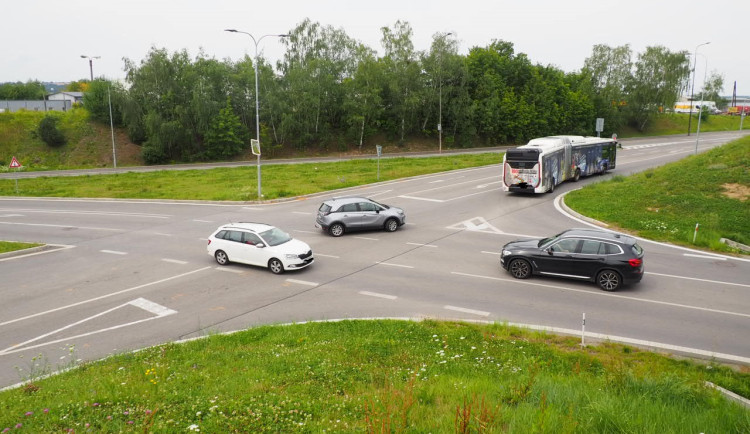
[3,0,747,95]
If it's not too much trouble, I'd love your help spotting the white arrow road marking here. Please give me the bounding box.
[447,217,537,238]
[0,298,177,356]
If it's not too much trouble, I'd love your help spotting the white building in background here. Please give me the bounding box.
[47,91,84,104]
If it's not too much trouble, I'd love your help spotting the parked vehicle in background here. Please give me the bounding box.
[500,228,644,291]
[502,136,617,194]
[207,222,313,274]
[674,101,720,114]
[316,196,406,237]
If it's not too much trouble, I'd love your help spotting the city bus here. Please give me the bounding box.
[502,135,617,193]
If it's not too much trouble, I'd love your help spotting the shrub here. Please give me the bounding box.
[38,115,66,147]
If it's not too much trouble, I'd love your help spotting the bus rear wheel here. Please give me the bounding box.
[573,169,580,182]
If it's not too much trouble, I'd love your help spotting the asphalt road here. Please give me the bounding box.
[1,131,749,388]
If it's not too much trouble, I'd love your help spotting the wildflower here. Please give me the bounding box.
[2,428,9,433]
[188,424,200,431]
[25,412,33,416]
[127,421,134,424]
[15,424,22,429]
[145,409,152,415]
[43,409,49,413]
[92,403,100,407]
[85,423,90,428]
[123,411,129,415]
[107,416,112,420]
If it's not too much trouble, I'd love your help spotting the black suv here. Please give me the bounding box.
[500,228,644,291]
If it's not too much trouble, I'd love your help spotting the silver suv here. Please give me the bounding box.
[316,196,406,237]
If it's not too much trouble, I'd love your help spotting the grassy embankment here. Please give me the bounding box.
[1,320,748,432]
[565,136,750,254]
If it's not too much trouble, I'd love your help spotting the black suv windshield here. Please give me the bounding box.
[259,228,292,246]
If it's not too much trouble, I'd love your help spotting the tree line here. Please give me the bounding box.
[4,19,725,164]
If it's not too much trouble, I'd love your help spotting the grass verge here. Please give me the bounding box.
[0,241,42,254]
[0,153,501,201]
[1,320,748,433]
[565,136,750,254]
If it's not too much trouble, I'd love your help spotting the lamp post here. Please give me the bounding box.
[225,29,288,200]
[687,42,709,136]
[694,53,708,155]
[437,32,453,154]
[80,55,100,81]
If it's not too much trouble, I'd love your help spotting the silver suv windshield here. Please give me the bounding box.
[259,228,292,246]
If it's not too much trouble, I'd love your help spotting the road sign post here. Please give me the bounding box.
[250,139,262,199]
[9,156,21,193]
[595,118,604,137]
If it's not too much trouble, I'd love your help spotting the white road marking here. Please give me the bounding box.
[377,262,414,269]
[286,279,318,286]
[407,242,437,248]
[215,267,245,274]
[1,267,210,328]
[315,253,340,258]
[645,271,750,288]
[359,291,397,300]
[292,211,313,215]
[0,222,121,231]
[0,298,177,356]
[193,219,214,223]
[294,230,318,234]
[354,236,379,241]
[447,217,536,238]
[481,251,501,255]
[100,250,127,255]
[398,195,446,203]
[153,232,172,237]
[130,297,178,316]
[444,305,490,317]
[0,208,170,219]
[451,272,750,318]
[162,258,188,265]
[0,214,23,217]
[683,253,727,261]
[429,180,445,184]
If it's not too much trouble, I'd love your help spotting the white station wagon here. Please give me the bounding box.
[207,222,314,274]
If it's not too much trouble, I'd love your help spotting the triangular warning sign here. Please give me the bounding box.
[9,156,21,168]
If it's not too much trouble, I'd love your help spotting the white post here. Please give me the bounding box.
[693,223,699,243]
[581,312,586,347]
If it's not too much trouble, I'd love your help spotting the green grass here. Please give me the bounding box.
[1,320,747,433]
[565,136,750,253]
[0,153,502,201]
[0,241,42,254]
[618,112,748,137]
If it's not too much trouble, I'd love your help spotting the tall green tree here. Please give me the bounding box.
[625,46,689,131]
[83,79,124,125]
[380,21,423,143]
[581,44,632,133]
[204,97,248,159]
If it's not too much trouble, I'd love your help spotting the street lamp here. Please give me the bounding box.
[437,32,453,154]
[694,53,708,155]
[80,55,100,81]
[687,42,709,136]
[225,29,288,200]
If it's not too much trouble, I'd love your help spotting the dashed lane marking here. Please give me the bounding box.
[444,305,490,317]
[286,279,318,286]
[101,250,127,255]
[162,258,188,265]
[359,291,397,300]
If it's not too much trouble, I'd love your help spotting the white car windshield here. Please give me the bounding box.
[259,228,292,246]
